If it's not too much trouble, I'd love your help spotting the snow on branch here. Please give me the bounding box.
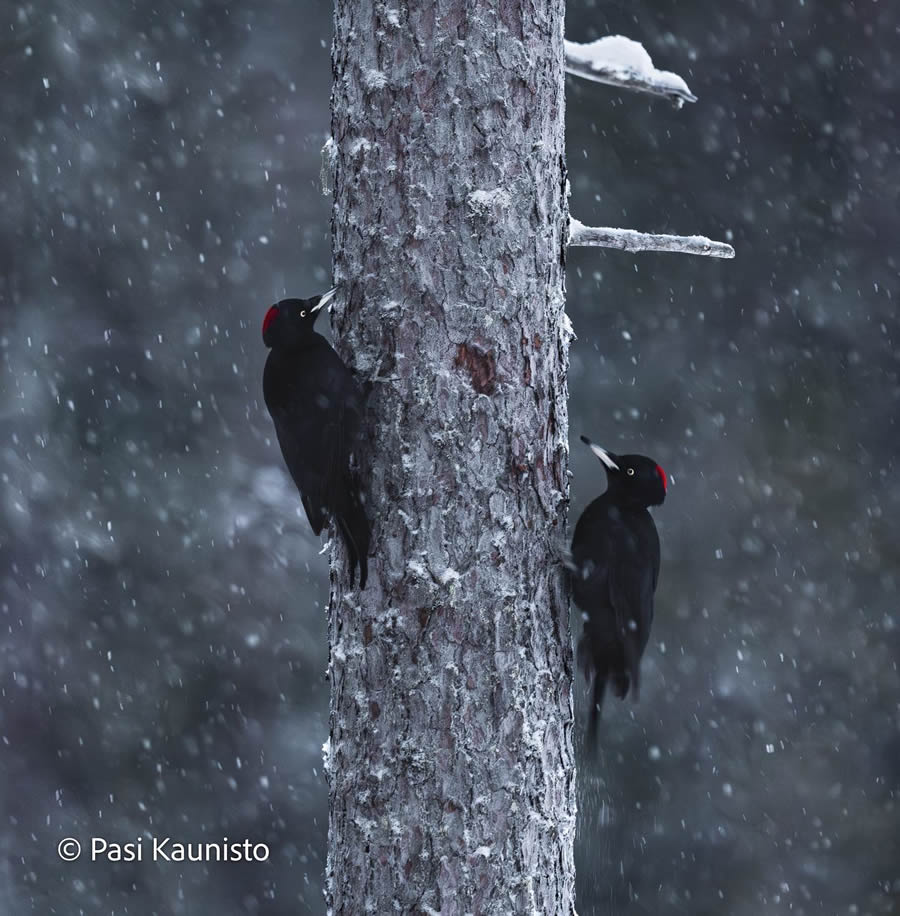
[568,218,735,259]
[564,36,697,107]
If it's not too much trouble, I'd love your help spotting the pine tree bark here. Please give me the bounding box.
[326,2,575,913]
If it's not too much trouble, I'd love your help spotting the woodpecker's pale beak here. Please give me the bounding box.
[580,435,619,471]
[311,287,338,312]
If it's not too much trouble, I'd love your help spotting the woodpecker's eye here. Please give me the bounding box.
[626,468,635,476]
[300,310,307,317]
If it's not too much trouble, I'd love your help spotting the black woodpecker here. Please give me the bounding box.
[262,288,371,588]
[571,435,666,744]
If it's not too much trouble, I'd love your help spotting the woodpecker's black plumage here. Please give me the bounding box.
[571,435,666,744]
[262,289,370,588]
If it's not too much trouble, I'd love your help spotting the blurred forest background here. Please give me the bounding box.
[1,0,897,913]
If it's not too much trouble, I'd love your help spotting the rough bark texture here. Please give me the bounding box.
[326,2,575,913]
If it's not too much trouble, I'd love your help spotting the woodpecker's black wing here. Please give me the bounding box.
[570,496,614,611]
[312,343,370,589]
[571,499,618,744]
[263,334,368,575]
[605,513,659,699]
[571,499,660,744]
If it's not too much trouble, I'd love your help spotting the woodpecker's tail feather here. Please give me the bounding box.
[336,482,370,589]
[612,672,630,700]
[585,670,607,752]
[623,635,641,701]
[337,516,360,587]
[576,633,592,683]
[578,632,608,750]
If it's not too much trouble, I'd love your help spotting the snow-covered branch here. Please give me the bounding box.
[568,219,735,259]
[564,36,697,107]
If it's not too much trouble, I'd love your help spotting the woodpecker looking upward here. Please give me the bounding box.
[570,435,666,744]
[262,288,371,588]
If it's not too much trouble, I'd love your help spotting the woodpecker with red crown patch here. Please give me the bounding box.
[571,435,667,744]
[262,288,371,588]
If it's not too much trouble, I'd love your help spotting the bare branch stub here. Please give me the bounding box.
[568,219,735,259]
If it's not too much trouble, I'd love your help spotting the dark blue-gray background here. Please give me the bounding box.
[1,1,897,913]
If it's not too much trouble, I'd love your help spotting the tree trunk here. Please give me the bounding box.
[326,2,575,913]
